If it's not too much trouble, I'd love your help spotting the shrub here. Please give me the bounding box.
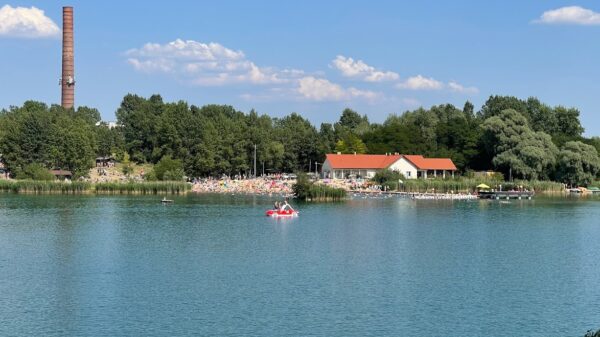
[15,163,55,181]
[122,164,133,176]
[154,155,184,181]
[372,169,405,191]
[144,170,158,181]
[163,168,185,181]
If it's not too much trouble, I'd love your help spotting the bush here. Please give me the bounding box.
[163,168,185,181]
[144,170,158,181]
[15,163,55,181]
[372,169,406,184]
[154,155,184,181]
[372,169,405,191]
[122,164,133,176]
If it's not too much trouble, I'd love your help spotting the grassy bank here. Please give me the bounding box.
[392,178,565,194]
[0,180,190,194]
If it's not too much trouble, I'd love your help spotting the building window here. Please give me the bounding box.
[406,171,411,177]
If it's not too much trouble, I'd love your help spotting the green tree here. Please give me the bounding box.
[274,113,320,172]
[0,101,97,178]
[153,155,184,181]
[338,108,370,135]
[318,123,336,156]
[482,109,557,180]
[335,133,367,154]
[463,101,475,118]
[15,163,55,180]
[556,141,600,186]
[553,106,584,143]
[479,95,529,120]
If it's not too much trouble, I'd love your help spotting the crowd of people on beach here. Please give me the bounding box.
[191,176,294,196]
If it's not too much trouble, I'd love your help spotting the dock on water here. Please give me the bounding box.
[351,190,478,200]
[478,191,534,200]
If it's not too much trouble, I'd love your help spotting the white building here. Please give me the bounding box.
[95,121,121,129]
[321,153,457,179]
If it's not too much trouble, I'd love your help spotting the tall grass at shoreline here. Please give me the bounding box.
[0,180,190,194]
[94,181,190,194]
[394,178,564,193]
[302,183,347,201]
[293,174,347,201]
[0,180,90,193]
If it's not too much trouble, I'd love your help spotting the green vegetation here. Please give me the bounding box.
[150,155,185,181]
[15,163,55,181]
[0,102,99,178]
[293,173,346,201]
[372,169,406,190]
[482,109,557,180]
[94,181,190,194]
[0,180,90,193]
[1,95,599,186]
[121,152,134,176]
[0,180,189,194]
[394,178,564,194]
[556,141,600,187]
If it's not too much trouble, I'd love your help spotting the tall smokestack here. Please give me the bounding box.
[61,6,75,109]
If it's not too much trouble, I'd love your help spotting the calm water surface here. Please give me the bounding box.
[1,194,599,336]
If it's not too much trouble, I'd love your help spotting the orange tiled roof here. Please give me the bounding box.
[403,155,457,170]
[325,154,457,170]
[325,154,401,169]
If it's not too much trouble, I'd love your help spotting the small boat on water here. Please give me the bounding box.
[161,197,174,204]
[265,209,299,217]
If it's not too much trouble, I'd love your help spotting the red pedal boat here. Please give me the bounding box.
[265,209,299,217]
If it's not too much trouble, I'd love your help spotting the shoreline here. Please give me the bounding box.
[1,178,592,199]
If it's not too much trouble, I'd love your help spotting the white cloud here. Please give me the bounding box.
[331,55,399,82]
[396,75,478,94]
[535,6,600,25]
[0,5,60,38]
[396,75,444,90]
[448,81,479,94]
[297,76,379,101]
[126,39,477,101]
[126,39,303,85]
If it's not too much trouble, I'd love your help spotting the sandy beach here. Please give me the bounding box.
[192,178,295,196]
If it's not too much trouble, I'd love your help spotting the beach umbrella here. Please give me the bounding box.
[476,183,490,189]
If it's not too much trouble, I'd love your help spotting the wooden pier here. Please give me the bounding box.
[477,191,534,200]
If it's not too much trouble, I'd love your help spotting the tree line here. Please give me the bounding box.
[1,94,599,185]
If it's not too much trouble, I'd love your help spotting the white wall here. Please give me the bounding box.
[321,159,332,178]
[388,157,418,179]
[323,157,416,179]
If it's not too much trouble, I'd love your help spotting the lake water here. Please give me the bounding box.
[1,194,599,336]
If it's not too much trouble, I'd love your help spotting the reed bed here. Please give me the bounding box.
[0,180,91,194]
[293,179,346,201]
[0,180,190,194]
[396,178,564,194]
[94,181,191,194]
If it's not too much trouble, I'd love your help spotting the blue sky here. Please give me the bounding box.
[1,1,600,135]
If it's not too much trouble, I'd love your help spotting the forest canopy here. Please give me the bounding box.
[1,94,599,185]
